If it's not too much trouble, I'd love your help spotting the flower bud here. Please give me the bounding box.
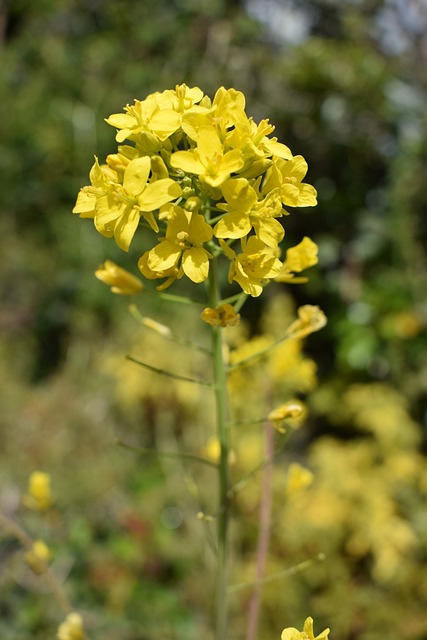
[95,260,143,295]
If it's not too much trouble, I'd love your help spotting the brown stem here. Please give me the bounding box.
[245,418,274,640]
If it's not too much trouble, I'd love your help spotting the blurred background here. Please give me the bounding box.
[1,1,427,639]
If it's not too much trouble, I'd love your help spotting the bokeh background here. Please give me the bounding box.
[1,1,427,639]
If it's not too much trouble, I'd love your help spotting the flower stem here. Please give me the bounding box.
[208,258,230,640]
[0,511,73,615]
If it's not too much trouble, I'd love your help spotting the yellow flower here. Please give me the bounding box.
[23,471,53,511]
[214,178,284,248]
[276,237,319,283]
[94,156,182,251]
[281,617,330,640]
[200,436,236,465]
[286,305,327,340]
[24,539,52,575]
[72,157,116,220]
[263,156,317,208]
[210,86,247,132]
[57,612,85,640]
[95,260,143,295]
[170,126,244,188]
[146,206,213,283]
[226,115,293,177]
[156,83,209,117]
[223,236,283,297]
[284,237,318,272]
[201,303,241,327]
[268,401,306,433]
[105,94,181,143]
[286,463,314,494]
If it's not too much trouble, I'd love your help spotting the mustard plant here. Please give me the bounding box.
[73,84,327,639]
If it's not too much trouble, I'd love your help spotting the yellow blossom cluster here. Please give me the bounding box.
[74,85,318,297]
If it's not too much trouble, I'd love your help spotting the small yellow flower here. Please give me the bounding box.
[213,178,284,248]
[268,401,306,433]
[105,94,181,143]
[95,156,182,251]
[281,617,330,640]
[201,303,240,328]
[24,539,52,575]
[226,115,293,170]
[23,471,53,511]
[263,156,317,208]
[57,612,85,640]
[276,237,319,283]
[200,436,236,465]
[286,463,314,495]
[146,206,213,283]
[95,260,143,295]
[224,236,283,297]
[286,305,327,340]
[171,126,244,188]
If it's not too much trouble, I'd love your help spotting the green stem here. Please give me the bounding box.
[208,258,230,640]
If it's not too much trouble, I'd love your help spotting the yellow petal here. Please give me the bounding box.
[149,109,181,139]
[170,150,205,174]
[148,241,181,271]
[222,178,257,211]
[123,157,151,196]
[114,208,141,252]
[182,247,210,282]
[73,190,96,216]
[138,179,182,212]
[297,183,318,206]
[214,212,251,239]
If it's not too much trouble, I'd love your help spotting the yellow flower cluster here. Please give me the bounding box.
[74,85,318,296]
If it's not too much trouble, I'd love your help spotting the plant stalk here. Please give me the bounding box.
[208,259,230,640]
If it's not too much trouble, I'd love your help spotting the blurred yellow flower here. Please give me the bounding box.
[95,260,143,295]
[57,612,85,640]
[268,401,306,433]
[23,471,53,511]
[24,539,52,575]
[286,305,327,340]
[281,617,330,640]
[200,436,235,465]
[286,463,314,495]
